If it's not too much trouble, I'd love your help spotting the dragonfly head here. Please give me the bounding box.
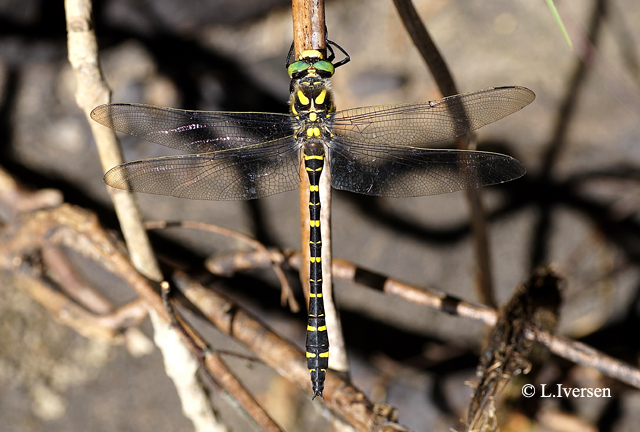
[287,50,335,80]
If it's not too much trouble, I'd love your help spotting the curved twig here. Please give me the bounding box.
[392,0,496,307]
[145,220,299,313]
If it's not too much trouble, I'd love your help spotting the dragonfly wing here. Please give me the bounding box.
[330,86,534,147]
[329,136,525,197]
[91,103,295,153]
[104,137,301,201]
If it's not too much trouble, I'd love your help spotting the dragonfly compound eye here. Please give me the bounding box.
[313,60,335,77]
[288,61,311,78]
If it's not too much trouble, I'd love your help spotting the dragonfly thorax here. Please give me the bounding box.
[289,76,335,120]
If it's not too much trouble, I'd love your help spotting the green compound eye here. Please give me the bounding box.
[313,60,335,77]
[288,61,311,78]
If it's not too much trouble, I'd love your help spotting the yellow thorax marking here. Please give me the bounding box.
[305,127,321,137]
[309,185,319,191]
[297,90,310,106]
[315,89,327,105]
[309,112,317,122]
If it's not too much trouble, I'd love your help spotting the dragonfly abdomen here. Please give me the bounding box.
[304,147,329,399]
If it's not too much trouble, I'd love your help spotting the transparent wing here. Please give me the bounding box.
[104,137,301,201]
[329,136,525,197]
[91,103,295,153]
[330,86,535,147]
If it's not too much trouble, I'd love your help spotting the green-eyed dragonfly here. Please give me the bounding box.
[91,46,534,399]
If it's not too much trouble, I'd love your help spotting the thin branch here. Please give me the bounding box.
[13,271,126,342]
[205,246,640,390]
[145,220,298,313]
[532,330,640,388]
[174,272,408,432]
[63,1,228,429]
[466,268,562,432]
[150,310,229,432]
[0,165,63,222]
[207,249,498,326]
[391,0,496,307]
[42,245,114,314]
[41,245,154,355]
[64,0,162,283]
[0,204,282,431]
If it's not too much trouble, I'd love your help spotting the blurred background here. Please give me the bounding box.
[1,0,640,431]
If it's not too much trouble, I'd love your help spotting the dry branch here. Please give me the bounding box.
[204,244,640,390]
[174,272,406,432]
[466,268,562,432]
[145,220,298,312]
[392,0,496,307]
[0,204,282,432]
[63,0,230,429]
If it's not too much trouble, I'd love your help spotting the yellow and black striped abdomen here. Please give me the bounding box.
[303,148,329,399]
[290,65,335,399]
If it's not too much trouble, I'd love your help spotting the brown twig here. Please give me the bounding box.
[205,249,284,276]
[12,271,126,342]
[466,268,562,432]
[292,0,326,57]
[65,0,162,283]
[64,1,230,429]
[391,0,496,307]
[145,220,299,313]
[162,281,284,432]
[41,245,153,354]
[0,165,63,222]
[207,249,498,325]
[42,245,114,314]
[205,246,640,390]
[0,204,283,432]
[174,272,408,432]
[532,330,640,389]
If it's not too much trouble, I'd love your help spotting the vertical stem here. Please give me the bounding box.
[392,0,496,307]
[292,0,327,57]
[65,0,162,283]
[65,2,222,430]
[293,0,349,375]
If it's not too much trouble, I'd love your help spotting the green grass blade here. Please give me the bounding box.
[545,0,573,49]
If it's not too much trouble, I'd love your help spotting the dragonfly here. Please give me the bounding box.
[91,44,534,399]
